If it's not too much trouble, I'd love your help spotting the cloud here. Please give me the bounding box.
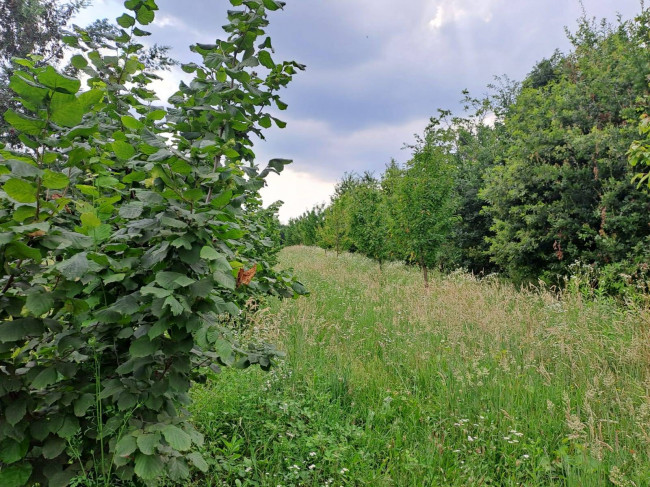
[428,0,497,29]
[260,168,336,223]
[73,0,644,218]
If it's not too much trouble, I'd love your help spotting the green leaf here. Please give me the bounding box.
[115,435,137,459]
[9,75,48,104]
[6,242,42,261]
[42,437,66,459]
[73,393,95,417]
[0,438,28,464]
[119,202,144,219]
[57,416,80,439]
[161,424,192,451]
[117,13,136,28]
[6,159,41,178]
[147,109,166,121]
[258,50,274,68]
[56,252,89,279]
[163,296,184,316]
[213,270,235,290]
[130,336,156,357]
[12,206,36,222]
[136,6,155,25]
[32,367,58,389]
[70,55,88,69]
[136,433,161,455]
[263,0,282,10]
[259,116,272,128]
[0,462,32,487]
[25,292,53,316]
[141,285,172,298]
[42,170,69,190]
[112,141,136,160]
[134,453,164,480]
[80,212,101,228]
[211,190,233,207]
[200,246,224,261]
[50,92,84,127]
[6,398,27,426]
[187,451,209,472]
[37,66,81,94]
[168,458,190,481]
[78,89,104,109]
[4,110,46,136]
[104,273,126,284]
[121,115,143,130]
[214,339,234,365]
[0,318,44,342]
[4,178,37,203]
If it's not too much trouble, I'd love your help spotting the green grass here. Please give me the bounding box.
[189,246,650,486]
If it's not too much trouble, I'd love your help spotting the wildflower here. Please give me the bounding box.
[467,435,475,442]
[309,451,317,457]
[340,468,349,474]
[522,454,530,459]
[309,464,316,470]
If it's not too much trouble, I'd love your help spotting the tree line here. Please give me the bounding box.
[284,9,650,296]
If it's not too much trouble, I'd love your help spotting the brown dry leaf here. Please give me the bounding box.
[28,230,46,238]
[236,265,257,287]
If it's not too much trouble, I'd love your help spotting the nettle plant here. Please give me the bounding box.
[0,0,305,485]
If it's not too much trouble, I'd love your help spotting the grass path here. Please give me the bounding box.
[190,246,650,486]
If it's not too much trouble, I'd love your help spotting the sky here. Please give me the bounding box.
[73,0,645,222]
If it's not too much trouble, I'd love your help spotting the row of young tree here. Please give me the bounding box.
[284,9,650,294]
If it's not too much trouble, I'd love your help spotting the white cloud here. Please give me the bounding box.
[260,169,336,223]
[428,0,497,30]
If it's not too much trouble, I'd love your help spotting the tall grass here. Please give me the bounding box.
[190,246,650,486]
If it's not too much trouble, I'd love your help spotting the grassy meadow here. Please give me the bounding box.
[189,246,650,486]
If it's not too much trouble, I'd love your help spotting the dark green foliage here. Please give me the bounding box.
[390,116,457,285]
[282,204,325,247]
[0,0,305,485]
[346,173,390,268]
[0,0,89,145]
[482,12,650,284]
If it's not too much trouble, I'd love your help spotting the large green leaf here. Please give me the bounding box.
[42,170,70,190]
[37,66,81,94]
[187,451,209,473]
[50,92,84,127]
[3,110,46,136]
[5,242,42,261]
[117,13,136,28]
[9,75,48,104]
[0,318,44,343]
[25,292,53,316]
[0,438,28,464]
[0,462,32,487]
[136,6,155,25]
[114,435,137,459]
[130,336,157,357]
[56,252,90,279]
[5,398,27,426]
[136,433,161,456]
[161,424,192,451]
[112,141,136,160]
[42,437,66,459]
[134,453,164,480]
[3,178,37,203]
[31,367,58,389]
